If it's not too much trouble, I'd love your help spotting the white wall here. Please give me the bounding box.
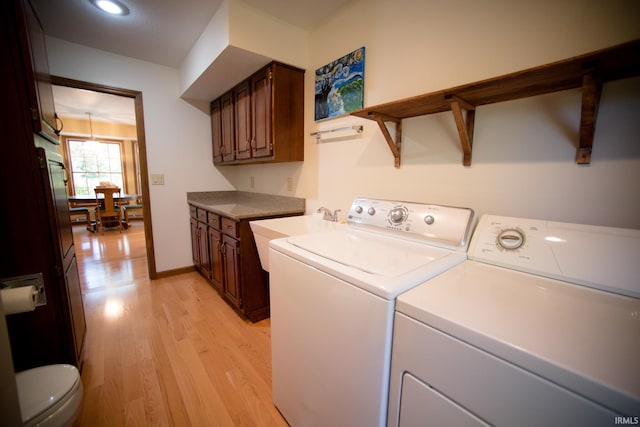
[46,38,234,272]
[230,0,640,229]
[179,0,230,94]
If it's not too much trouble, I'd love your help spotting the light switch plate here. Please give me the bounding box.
[151,174,165,185]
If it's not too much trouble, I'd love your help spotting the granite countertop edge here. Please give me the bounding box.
[187,191,306,220]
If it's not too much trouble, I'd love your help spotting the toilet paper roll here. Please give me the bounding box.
[0,286,38,315]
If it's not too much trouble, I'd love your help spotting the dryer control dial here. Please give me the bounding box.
[497,228,525,250]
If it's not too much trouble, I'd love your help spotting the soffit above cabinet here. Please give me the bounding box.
[180,46,272,102]
[178,0,309,102]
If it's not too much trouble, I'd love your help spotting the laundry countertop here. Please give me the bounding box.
[187,191,305,220]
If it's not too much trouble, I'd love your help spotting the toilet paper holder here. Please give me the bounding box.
[0,273,46,307]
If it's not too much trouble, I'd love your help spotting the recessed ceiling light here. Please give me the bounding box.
[89,0,130,16]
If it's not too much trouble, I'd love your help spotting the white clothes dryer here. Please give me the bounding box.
[388,215,640,427]
[269,197,474,427]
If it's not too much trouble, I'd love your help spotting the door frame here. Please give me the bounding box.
[51,75,157,279]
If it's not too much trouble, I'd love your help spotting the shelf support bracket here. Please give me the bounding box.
[577,67,602,165]
[368,112,402,168]
[448,95,476,166]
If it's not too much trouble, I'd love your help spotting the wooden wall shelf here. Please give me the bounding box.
[350,39,640,168]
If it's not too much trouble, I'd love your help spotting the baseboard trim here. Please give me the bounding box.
[154,266,196,279]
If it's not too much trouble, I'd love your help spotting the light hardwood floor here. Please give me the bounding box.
[72,222,288,426]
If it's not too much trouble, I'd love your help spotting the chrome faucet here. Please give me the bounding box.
[317,207,341,222]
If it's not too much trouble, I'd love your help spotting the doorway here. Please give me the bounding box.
[51,75,157,279]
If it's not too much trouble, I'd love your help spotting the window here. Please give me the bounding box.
[67,139,124,196]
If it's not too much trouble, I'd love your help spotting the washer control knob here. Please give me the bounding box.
[424,215,435,225]
[497,228,525,250]
[367,207,376,216]
[355,206,363,214]
[388,206,408,224]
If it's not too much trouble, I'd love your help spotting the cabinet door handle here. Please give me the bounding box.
[61,163,69,184]
[54,113,64,135]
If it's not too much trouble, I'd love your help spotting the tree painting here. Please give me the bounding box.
[315,47,365,120]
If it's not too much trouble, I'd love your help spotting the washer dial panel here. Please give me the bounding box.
[347,198,474,248]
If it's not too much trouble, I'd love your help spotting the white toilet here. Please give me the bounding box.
[15,364,83,427]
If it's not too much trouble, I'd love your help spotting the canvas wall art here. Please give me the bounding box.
[315,47,365,121]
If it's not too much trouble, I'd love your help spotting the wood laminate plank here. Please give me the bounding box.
[71,224,287,426]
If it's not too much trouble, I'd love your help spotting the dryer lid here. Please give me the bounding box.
[15,364,80,423]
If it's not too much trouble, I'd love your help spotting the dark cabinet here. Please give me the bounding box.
[234,80,252,160]
[37,149,86,368]
[45,151,86,365]
[210,61,304,165]
[206,211,223,293]
[65,256,85,360]
[220,91,235,162]
[211,98,223,163]
[208,227,223,291]
[1,0,86,371]
[189,204,302,322]
[211,92,235,163]
[20,0,61,144]
[221,234,241,308]
[250,66,273,159]
[219,217,242,308]
[190,207,211,280]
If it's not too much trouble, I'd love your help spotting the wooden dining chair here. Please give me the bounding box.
[94,186,123,233]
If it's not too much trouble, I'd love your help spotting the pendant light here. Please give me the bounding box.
[86,112,96,140]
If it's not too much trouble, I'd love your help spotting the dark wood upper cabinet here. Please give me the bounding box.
[210,61,304,165]
[220,91,235,162]
[234,80,252,160]
[250,66,273,159]
[211,98,223,163]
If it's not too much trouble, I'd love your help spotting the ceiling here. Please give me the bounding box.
[52,85,136,125]
[33,0,351,125]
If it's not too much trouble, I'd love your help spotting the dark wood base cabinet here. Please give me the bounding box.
[190,205,299,322]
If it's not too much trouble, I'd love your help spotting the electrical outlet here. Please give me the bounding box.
[151,173,165,185]
[287,177,294,192]
[250,176,255,188]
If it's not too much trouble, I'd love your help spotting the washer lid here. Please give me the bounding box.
[287,228,448,277]
[276,228,466,299]
[15,364,80,422]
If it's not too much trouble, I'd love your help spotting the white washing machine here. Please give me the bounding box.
[268,198,474,427]
[389,215,640,427]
